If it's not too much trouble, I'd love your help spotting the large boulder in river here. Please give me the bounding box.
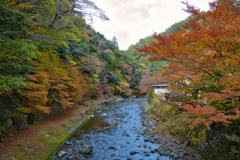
[79,145,93,154]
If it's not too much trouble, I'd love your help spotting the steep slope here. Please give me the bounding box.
[0,1,144,138]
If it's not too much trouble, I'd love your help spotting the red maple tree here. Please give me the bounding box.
[137,0,240,129]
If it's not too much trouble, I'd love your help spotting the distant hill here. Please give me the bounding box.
[124,14,194,75]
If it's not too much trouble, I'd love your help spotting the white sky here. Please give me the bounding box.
[91,0,211,50]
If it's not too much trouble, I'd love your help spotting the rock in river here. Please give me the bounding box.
[130,151,137,155]
[144,137,150,142]
[79,145,93,154]
[67,155,75,160]
[158,149,165,155]
[64,141,72,145]
[58,151,67,157]
[145,153,150,156]
[111,153,115,156]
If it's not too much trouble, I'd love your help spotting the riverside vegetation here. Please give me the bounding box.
[135,0,240,159]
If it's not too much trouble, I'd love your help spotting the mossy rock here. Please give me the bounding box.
[2,119,12,128]
[13,116,28,132]
[198,131,240,160]
[27,112,45,125]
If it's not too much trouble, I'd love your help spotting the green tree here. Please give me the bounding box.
[147,87,154,104]
[111,36,119,49]
[48,0,109,29]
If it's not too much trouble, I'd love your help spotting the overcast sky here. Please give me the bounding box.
[91,0,211,50]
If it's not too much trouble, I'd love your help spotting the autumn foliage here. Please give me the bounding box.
[0,0,147,137]
[137,0,240,130]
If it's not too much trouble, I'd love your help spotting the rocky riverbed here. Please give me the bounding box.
[140,110,200,160]
[51,98,199,160]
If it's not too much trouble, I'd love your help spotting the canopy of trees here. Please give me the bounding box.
[137,0,240,130]
[0,0,146,136]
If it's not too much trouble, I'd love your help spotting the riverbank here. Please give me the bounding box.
[141,97,240,160]
[49,97,198,160]
[0,97,116,160]
[140,100,201,160]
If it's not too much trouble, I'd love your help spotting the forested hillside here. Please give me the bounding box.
[1,0,240,159]
[0,0,146,138]
[136,0,240,145]
[122,1,240,159]
[124,14,193,93]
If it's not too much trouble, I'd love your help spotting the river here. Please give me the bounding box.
[51,98,171,160]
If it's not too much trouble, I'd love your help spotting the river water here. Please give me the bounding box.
[51,98,171,160]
